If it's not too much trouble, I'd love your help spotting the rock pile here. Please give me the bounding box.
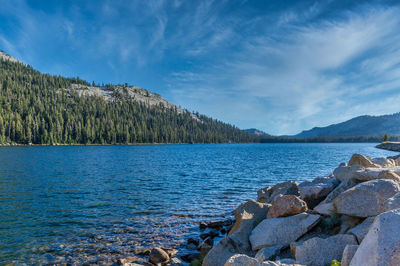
[200,153,400,266]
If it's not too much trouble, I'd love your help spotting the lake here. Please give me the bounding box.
[0,143,397,264]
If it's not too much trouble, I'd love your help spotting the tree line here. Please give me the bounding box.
[0,58,257,144]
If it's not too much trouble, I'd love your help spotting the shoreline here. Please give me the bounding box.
[147,152,400,266]
[0,141,389,147]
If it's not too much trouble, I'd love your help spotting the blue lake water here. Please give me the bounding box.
[0,143,397,264]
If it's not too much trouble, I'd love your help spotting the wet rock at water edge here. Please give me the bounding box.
[180,252,201,263]
[149,247,169,264]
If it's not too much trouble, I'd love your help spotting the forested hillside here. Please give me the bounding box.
[0,54,256,144]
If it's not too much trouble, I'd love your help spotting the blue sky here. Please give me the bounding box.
[1,0,400,135]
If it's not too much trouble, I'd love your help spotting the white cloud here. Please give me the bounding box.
[167,4,400,135]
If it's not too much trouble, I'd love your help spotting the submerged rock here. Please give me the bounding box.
[249,213,321,250]
[267,195,307,218]
[291,234,357,266]
[333,179,400,217]
[350,209,400,266]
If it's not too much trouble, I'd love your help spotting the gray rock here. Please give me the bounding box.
[341,244,358,266]
[291,234,357,266]
[234,200,270,219]
[203,238,240,266]
[229,201,270,252]
[314,179,359,215]
[333,165,364,181]
[255,245,283,262]
[257,181,299,203]
[249,213,321,250]
[267,195,307,218]
[263,259,307,266]
[224,254,258,266]
[299,176,339,208]
[347,216,375,243]
[348,154,380,168]
[352,168,400,182]
[333,179,400,217]
[383,191,400,212]
[371,157,397,167]
[149,247,169,264]
[350,209,400,266]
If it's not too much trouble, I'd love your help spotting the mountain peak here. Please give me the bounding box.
[0,51,21,64]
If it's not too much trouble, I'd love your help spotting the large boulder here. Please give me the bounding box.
[383,191,400,212]
[267,195,307,218]
[203,201,269,266]
[347,216,375,243]
[234,200,270,220]
[299,176,339,208]
[290,234,357,266]
[341,245,358,266]
[333,179,400,217]
[371,157,397,167]
[352,168,400,183]
[229,201,270,251]
[249,213,321,250]
[203,238,242,266]
[348,154,380,168]
[333,165,364,181]
[314,179,359,215]
[257,181,299,203]
[350,209,400,266]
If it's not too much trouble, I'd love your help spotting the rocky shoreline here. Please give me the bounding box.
[376,141,400,152]
[124,153,400,266]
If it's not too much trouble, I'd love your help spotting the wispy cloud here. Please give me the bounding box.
[166,3,400,134]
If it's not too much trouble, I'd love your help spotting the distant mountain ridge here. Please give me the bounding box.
[294,113,400,138]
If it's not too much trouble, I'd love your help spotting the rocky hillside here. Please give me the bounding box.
[0,51,21,64]
[245,128,270,137]
[294,113,400,138]
[0,51,255,144]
